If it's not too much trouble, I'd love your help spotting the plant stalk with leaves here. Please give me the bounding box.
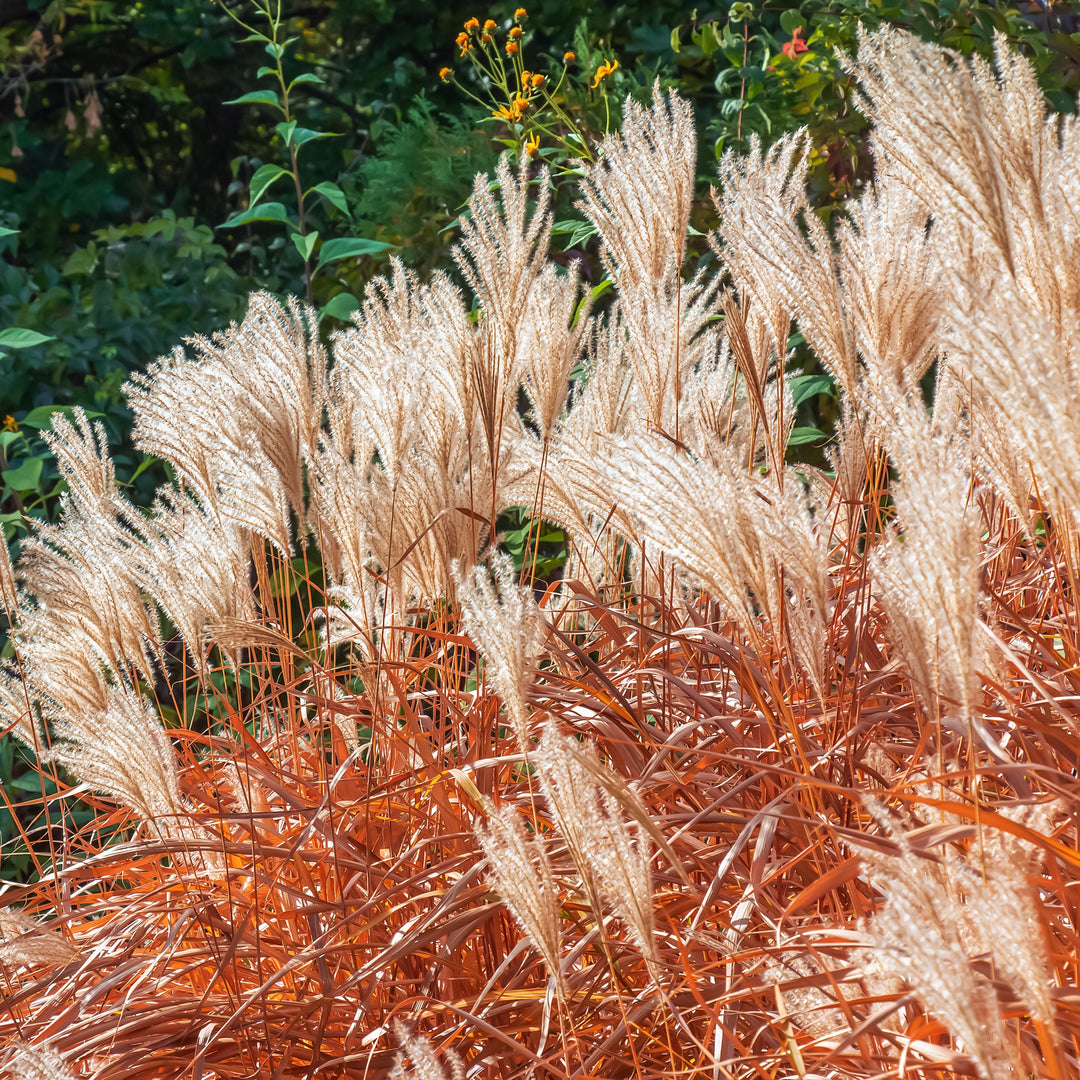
[216,0,393,315]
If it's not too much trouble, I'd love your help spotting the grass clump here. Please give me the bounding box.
[2,27,1080,1080]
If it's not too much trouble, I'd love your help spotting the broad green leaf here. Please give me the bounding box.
[0,226,17,237]
[249,163,289,207]
[787,426,830,446]
[551,217,597,251]
[311,181,349,216]
[291,126,336,150]
[315,236,394,270]
[788,374,836,407]
[292,230,319,262]
[2,457,44,492]
[320,292,361,321]
[21,405,103,430]
[780,9,806,33]
[256,65,276,79]
[219,202,291,229]
[0,431,20,451]
[289,72,326,88]
[223,89,282,109]
[0,328,55,350]
[275,120,297,146]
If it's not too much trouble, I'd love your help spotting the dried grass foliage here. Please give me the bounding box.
[2,37,1080,1080]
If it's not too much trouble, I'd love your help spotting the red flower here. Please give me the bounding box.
[781,26,808,60]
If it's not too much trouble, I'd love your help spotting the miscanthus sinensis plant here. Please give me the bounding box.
[3,27,1080,1080]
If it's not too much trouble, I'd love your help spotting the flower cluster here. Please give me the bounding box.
[439,10,618,163]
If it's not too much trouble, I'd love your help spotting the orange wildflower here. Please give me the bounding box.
[438,66,453,81]
[514,7,527,18]
[530,72,545,88]
[590,57,618,88]
[493,94,529,122]
[2,415,16,433]
[505,40,519,54]
[483,18,497,30]
[563,50,575,62]
[508,25,522,38]
[456,31,472,54]
[525,132,540,156]
[463,17,480,30]
[781,27,809,59]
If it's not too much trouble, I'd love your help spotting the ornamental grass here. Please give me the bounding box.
[3,26,1080,1080]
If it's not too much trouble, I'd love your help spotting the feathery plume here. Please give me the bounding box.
[475,804,562,989]
[0,909,75,969]
[537,720,660,971]
[870,400,981,728]
[390,1026,465,1080]
[861,840,1013,1078]
[47,683,183,824]
[578,85,716,434]
[455,554,544,743]
[3,1041,77,1080]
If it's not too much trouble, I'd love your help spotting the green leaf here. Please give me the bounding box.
[289,72,326,88]
[256,65,276,79]
[129,455,160,484]
[0,328,54,350]
[264,36,297,60]
[670,25,681,53]
[292,230,319,262]
[551,218,597,251]
[219,202,291,229]
[2,457,43,492]
[275,120,297,146]
[310,181,349,216]
[315,237,394,270]
[780,9,805,34]
[0,226,17,238]
[787,426,830,446]
[249,163,289,207]
[788,374,836,407]
[320,292,361,321]
[0,431,20,452]
[21,405,103,430]
[291,126,336,150]
[223,89,283,109]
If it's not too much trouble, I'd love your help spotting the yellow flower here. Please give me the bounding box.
[456,31,472,54]
[508,25,522,38]
[2,415,16,433]
[505,40,519,55]
[591,57,618,88]
[525,132,540,156]
[463,17,480,30]
[530,72,545,88]
[563,50,575,63]
[483,18,497,30]
[514,7,527,19]
[439,66,453,81]
[493,94,529,122]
